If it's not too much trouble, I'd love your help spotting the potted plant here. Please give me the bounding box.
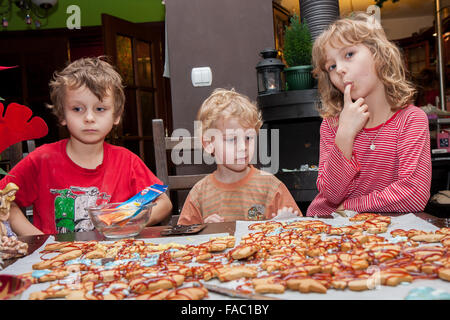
[282,14,314,90]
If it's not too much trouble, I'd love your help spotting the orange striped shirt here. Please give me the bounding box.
[307,105,432,216]
[178,166,301,225]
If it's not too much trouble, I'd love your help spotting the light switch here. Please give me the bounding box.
[191,67,212,87]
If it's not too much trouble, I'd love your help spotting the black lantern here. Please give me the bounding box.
[256,48,285,96]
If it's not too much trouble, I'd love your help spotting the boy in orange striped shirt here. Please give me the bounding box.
[178,88,301,225]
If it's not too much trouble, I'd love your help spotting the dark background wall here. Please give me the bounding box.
[165,0,274,133]
[164,0,275,211]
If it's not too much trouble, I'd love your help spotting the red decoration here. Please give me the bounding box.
[0,66,17,71]
[0,102,48,154]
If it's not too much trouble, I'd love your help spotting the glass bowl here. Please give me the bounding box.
[0,274,31,300]
[87,202,155,239]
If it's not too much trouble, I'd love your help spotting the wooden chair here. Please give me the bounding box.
[3,140,36,169]
[152,119,209,225]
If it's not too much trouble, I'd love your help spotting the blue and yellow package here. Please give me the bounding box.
[98,184,168,225]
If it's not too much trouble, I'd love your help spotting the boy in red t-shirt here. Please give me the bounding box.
[0,57,172,235]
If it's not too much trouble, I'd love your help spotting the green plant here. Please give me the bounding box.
[283,14,312,67]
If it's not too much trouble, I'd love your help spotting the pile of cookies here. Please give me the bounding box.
[15,214,450,299]
[0,236,28,261]
[241,214,449,294]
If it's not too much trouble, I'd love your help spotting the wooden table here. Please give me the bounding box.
[2,212,447,270]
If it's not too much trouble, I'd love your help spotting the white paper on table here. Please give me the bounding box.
[331,210,359,218]
[271,208,300,221]
[2,215,450,300]
[233,213,450,300]
[0,232,230,300]
[1,232,231,277]
[1,236,57,276]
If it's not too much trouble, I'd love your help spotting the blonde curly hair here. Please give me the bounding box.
[197,88,262,136]
[312,12,416,118]
[48,56,125,123]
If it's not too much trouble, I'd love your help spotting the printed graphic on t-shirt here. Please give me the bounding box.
[247,204,265,221]
[50,186,110,233]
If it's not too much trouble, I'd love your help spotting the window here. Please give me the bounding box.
[403,41,430,76]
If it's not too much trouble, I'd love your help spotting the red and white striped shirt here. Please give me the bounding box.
[306,105,432,217]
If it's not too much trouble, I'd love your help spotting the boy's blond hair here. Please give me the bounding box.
[197,88,263,136]
[312,12,416,118]
[48,56,125,122]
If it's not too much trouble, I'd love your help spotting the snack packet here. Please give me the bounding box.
[119,184,168,208]
[98,184,168,226]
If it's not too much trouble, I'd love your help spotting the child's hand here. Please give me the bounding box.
[270,206,299,219]
[336,203,345,212]
[338,84,370,138]
[204,214,225,223]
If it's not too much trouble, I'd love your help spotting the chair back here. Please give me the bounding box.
[152,119,208,192]
[2,140,36,170]
[152,119,211,225]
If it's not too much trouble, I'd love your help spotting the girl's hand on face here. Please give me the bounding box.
[204,213,225,223]
[338,84,370,138]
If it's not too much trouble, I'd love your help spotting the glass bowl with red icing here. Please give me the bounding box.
[87,202,155,239]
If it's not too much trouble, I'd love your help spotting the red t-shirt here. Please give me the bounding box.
[0,139,161,234]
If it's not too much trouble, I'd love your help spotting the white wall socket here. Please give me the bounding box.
[191,67,212,87]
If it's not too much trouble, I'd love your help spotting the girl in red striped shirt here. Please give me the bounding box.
[306,12,431,216]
